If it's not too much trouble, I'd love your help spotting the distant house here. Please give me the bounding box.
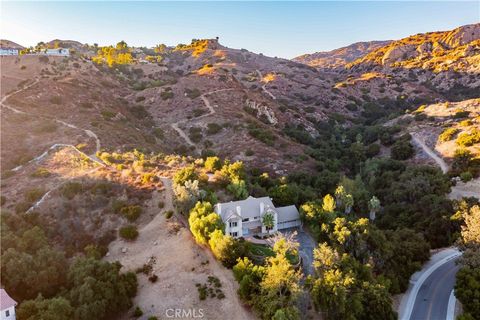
[0,289,17,320]
[45,48,70,56]
[0,48,19,56]
[214,196,301,238]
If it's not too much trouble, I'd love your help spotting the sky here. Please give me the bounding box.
[1,1,479,58]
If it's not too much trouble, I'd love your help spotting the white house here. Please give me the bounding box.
[0,289,17,320]
[0,48,19,56]
[214,196,301,238]
[45,48,70,56]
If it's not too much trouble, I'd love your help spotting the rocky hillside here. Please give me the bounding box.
[0,39,24,49]
[2,24,479,177]
[293,40,391,70]
[347,23,480,72]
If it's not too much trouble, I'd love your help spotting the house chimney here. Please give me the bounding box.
[260,202,265,214]
[217,203,222,215]
[236,206,242,216]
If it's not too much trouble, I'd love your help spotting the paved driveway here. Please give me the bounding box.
[280,227,316,275]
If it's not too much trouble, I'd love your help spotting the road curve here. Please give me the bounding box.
[399,248,461,320]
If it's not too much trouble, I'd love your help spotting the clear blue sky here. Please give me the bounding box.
[1,1,478,58]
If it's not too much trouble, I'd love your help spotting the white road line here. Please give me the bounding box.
[400,250,461,320]
[446,290,456,320]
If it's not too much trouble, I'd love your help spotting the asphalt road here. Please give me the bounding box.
[409,258,460,320]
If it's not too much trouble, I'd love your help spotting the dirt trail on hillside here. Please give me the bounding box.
[1,78,103,164]
[411,133,449,173]
[410,134,478,200]
[106,177,256,320]
[170,88,235,149]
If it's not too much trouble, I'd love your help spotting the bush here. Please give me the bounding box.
[153,128,164,139]
[366,143,381,158]
[119,225,139,240]
[185,88,201,99]
[31,167,51,178]
[459,120,473,127]
[148,274,158,283]
[189,127,203,143]
[460,171,473,182]
[112,199,127,213]
[160,91,174,100]
[456,129,480,147]
[204,156,221,172]
[165,210,174,219]
[80,102,94,109]
[130,105,149,119]
[101,110,116,120]
[141,172,159,185]
[61,182,83,199]
[133,306,143,318]
[206,123,222,135]
[414,113,427,121]
[192,109,207,117]
[121,205,142,222]
[50,96,62,104]
[439,128,459,142]
[25,188,45,203]
[391,140,414,160]
[453,111,470,119]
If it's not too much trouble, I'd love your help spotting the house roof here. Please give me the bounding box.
[0,289,17,310]
[215,196,275,221]
[275,205,300,222]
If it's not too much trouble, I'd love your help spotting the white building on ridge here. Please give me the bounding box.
[214,196,301,238]
[0,48,19,56]
[0,289,17,320]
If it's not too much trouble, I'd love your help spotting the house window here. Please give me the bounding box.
[242,218,249,222]
[229,221,238,228]
[5,310,10,317]
[230,232,238,237]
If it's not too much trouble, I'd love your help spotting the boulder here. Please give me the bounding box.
[382,44,418,65]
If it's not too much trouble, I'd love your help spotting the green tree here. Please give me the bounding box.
[391,140,414,160]
[461,205,480,245]
[262,211,275,233]
[17,295,73,320]
[67,258,137,320]
[173,165,198,186]
[269,184,300,206]
[227,178,249,200]
[257,239,302,319]
[1,228,68,300]
[188,202,224,245]
[233,257,265,303]
[208,230,247,268]
[322,194,336,213]
[368,196,381,220]
[204,156,221,172]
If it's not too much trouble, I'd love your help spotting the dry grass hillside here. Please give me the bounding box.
[294,40,391,70]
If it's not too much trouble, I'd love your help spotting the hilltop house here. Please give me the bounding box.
[214,196,301,238]
[0,48,19,56]
[0,289,17,320]
[45,48,70,56]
